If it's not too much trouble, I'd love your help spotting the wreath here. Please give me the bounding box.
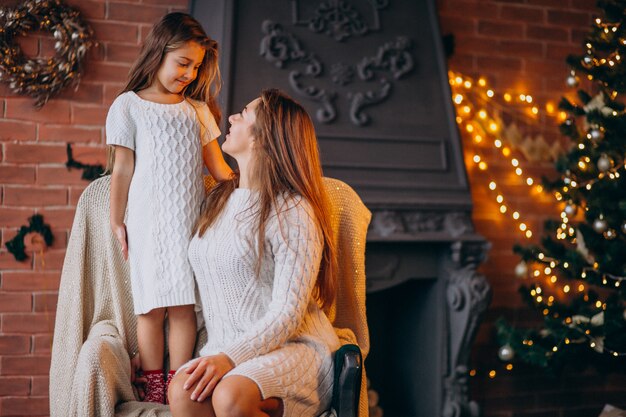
[0,0,96,107]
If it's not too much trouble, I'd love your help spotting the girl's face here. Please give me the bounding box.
[155,41,205,95]
[223,98,260,160]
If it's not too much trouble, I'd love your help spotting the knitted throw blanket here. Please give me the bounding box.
[50,176,370,417]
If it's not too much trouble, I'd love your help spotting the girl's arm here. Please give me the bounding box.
[109,146,135,260]
[202,140,233,182]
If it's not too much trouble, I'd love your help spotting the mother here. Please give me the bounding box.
[168,89,341,417]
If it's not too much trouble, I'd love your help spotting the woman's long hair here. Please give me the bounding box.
[195,89,337,312]
[106,12,221,171]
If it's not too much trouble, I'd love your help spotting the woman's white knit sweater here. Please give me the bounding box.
[187,189,340,417]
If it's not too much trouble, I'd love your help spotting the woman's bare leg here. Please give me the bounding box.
[169,370,217,417]
[212,375,283,417]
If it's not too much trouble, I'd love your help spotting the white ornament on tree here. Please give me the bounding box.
[576,228,596,264]
[604,229,617,240]
[515,261,528,278]
[498,344,515,361]
[593,216,608,233]
[564,203,577,216]
[566,71,579,87]
[597,154,612,172]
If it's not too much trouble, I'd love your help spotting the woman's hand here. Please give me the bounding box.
[183,353,235,402]
[111,222,129,260]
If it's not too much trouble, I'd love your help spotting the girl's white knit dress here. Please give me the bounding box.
[105,91,220,314]
[187,190,341,417]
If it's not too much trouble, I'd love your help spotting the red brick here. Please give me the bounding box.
[4,186,67,207]
[477,56,523,72]
[500,5,545,22]
[39,125,102,143]
[547,10,592,26]
[108,2,168,23]
[546,43,581,60]
[69,185,89,206]
[72,105,108,125]
[39,34,56,57]
[16,34,39,56]
[526,0,567,6]
[1,272,61,291]
[0,252,32,271]
[0,377,30,396]
[34,249,65,271]
[104,84,126,105]
[0,208,36,227]
[0,292,33,313]
[448,54,476,72]
[571,28,591,44]
[37,166,86,186]
[498,40,545,58]
[33,292,58,313]
[0,355,50,375]
[454,37,500,55]
[570,0,598,9]
[141,0,188,5]
[37,208,77,229]
[106,42,142,64]
[525,58,569,76]
[478,21,524,38]
[90,21,139,43]
[0,335,31,354]
[0,166,36,184]
[3,143,67,164]
[31,376,49,396]
[68,145,107,165]
[0,396,49,415]
[84,62,132,84]
[441,1,499,19]
[74,0,106,19]
[1,313,55,333]
[49,229,68,250]
[526,25,569,42]
[56,82,104,104]
[5,99,71,123]
[33,334,53,354]
[0,120,37,141]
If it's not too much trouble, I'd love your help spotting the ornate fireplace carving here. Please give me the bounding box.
[193,1,491,415]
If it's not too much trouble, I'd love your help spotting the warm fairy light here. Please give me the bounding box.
[520,94,526,101]
[550,276,557,283]
[504,93,512,102]
[544,267,551,274]
[500,205,507,213]
[489,370,496,378]
[470,369,477,376]
[513,211,520,219]
[506,364,513,371]
[515,167,523,175]
[596,301,602,308]
[473,155,481,163]
[502,147,511,156]
[511,158,519,167]
[478,78,486,86]
[496,195,504,203]
[525,230,532,238]
[494,139,502,148]
[486,89,494,97]
[531,106,539,114]
[489,122,498,132]
[479,161,488,170]
[578,143,585,149]
[454,94,463,104]
[519,223,527,231]
[534,270,540,277]
[474,135,483,143]
[546,102,555,113]
[526,178,533,185]
[552,346,558,352]
[466,124,474,133]
[578,284,585,292]
[464,80,472,88]
[478,110,487,119]
[563,285,570,293]
[489,181,497,190]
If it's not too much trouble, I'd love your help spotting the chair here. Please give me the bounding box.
[50,175,370,417]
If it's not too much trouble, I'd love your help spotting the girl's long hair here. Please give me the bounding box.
[106,12,221,171]
[194,89,337,312]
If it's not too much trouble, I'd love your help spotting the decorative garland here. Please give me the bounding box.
[0,0,96,108]
[66,143,104,181]
[5,214,54,262]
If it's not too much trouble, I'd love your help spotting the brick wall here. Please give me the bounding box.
[0,1,187,416]
[1,0,625,416]
[438,0,626,416]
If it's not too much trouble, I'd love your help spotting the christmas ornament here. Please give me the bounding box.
[621,221,626,234]
[515,261,528,278]
[597,154,612,172]
[564,203,577,216]
[593,216,608,233]
[0,0,96,107]
[566,71,579,87]
[589,125,604,141]
[498,344,515,361]
[604,228,617,240]
[582,55,593,67]
[576,229,595,264]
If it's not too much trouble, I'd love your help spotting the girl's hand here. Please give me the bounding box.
[111,223,129,260]
[183,353,235,402]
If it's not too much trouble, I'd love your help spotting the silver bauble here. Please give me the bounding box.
[597,154,612,172]
[589,126,604,141]
[563,176,571,185]
[498,344,515,361]
[566,74,579,87]
[564,203,577,216]
[604,229,617,240]
[593,217,608,233]
[515,261,528,278]
[583,55,593,66]
[621,221,626,234]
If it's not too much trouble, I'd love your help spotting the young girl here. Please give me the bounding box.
[106,12,232,404]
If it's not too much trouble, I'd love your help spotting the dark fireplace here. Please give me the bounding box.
[193,1,492,415]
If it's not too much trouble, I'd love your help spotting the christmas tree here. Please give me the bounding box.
[496,0,626,370]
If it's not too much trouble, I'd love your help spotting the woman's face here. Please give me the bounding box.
[223,97,260,160]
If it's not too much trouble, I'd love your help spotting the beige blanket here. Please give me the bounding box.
[50,175,370,417]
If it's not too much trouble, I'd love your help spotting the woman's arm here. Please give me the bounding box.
[202,141,233,182]
[221,200,323,366]
[109,146,135,260]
